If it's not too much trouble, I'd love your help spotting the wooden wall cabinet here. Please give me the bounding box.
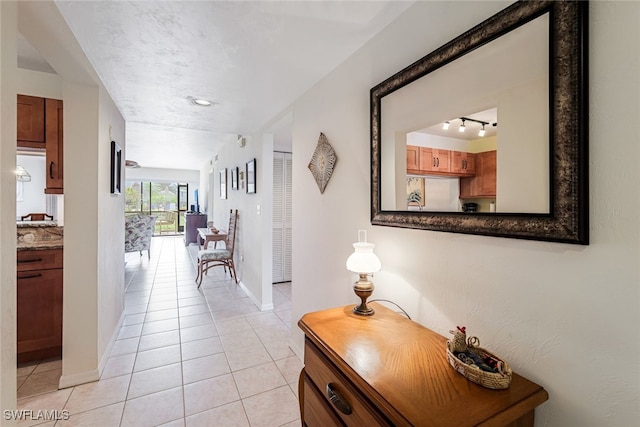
[419,147,450,173]
[17,249,63,363]
[406,145,420,173]
[45,98,64,194]
[451,150,476,175]
[460,150,497,198]
[407,145,476,177]
[17,95,64,193]
[17,95,46,149]
[298,304,548,427]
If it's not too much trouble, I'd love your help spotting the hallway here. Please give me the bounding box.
[16,236,301,426]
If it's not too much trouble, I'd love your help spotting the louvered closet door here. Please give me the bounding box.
[273,152,292,283]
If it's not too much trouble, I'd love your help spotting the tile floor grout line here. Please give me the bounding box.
[18,236,300,426]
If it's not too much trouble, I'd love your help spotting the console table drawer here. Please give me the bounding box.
[304,339,390,426]
[303,372,346,427]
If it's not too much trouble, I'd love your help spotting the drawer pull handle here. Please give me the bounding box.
[18,258,43,264]
[326,383,352,415]
[18,273,42,279]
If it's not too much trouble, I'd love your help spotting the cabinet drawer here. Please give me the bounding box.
[305,340,390,426]
[303,374,346,427]
[17,249,63,271]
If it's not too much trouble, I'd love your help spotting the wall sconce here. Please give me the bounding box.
[15,165,31,182]
[345,230,381,316]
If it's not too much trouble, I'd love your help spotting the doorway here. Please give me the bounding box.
[125,181,187,235]
[272,152,292,283]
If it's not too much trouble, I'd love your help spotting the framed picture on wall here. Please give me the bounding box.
[110,140,122,194]
[231,166,239,190]
[246,158,256,194]
[220,168,227,199]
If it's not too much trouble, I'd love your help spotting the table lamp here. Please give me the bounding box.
[346,230,381,316]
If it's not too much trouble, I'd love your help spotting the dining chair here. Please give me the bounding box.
[21,213,53,221]
[196,209,238,287]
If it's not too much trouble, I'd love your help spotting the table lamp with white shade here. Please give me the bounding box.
[346,230,381,316]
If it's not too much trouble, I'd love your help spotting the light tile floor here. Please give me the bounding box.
[16,236,302,427]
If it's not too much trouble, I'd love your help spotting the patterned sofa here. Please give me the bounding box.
[125,214,156,259]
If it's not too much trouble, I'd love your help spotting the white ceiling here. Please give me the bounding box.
[19,1,414,171]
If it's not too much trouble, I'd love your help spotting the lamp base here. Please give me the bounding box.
[353,275,375,316]
[353,303,375,316]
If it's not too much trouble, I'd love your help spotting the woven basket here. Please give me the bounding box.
[446,339,512,390]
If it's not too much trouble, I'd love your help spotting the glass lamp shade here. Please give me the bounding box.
[15,165,31,182]
[345,242,381,274]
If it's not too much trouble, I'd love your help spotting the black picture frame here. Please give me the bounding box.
[110,140,122,194]
[220,168,227,199]
[246,158,256,194]
[231,166,239,190]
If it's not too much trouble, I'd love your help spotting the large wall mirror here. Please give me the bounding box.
[370,1,588,244]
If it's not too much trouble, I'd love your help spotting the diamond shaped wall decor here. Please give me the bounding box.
[308,132,337,194]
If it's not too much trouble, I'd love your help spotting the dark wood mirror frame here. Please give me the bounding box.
[370,1,588,244]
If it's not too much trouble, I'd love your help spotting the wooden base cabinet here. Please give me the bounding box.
[17,249,63,363]
[460,150,497,198]
[298,304,548,427]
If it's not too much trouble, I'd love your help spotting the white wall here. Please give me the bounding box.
[96,86,125,369]
[291,2,639,427]
[203,132,274,310]
[15,153,46,217]
[0,1,18,417]
[13,1,127,389]
[125,166,199,185]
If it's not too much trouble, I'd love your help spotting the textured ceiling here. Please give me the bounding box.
[49,1,413,170]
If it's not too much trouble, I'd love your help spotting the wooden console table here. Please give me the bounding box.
[298,303,548,426]
[196,228,227,250]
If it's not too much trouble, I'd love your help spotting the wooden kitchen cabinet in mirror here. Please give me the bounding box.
[371,1,588,244]
[460,151,496,198]
[451,151,476,175]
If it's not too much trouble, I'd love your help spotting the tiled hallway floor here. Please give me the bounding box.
[17,236,302,427]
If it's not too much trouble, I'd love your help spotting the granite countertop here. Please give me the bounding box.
[17,224,63,251]
[17,221,58,228]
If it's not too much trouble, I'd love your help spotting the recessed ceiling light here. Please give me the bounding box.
[192,98,212,106]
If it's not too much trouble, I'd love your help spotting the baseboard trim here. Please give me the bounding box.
[58,309,125,389]
[239,281,274,311]
[98,309,126,377]
[59,369,99,389]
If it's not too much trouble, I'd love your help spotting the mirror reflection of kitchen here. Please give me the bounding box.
[406,108,498,213]
[16,151,60,222]
[381,12,550,214]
